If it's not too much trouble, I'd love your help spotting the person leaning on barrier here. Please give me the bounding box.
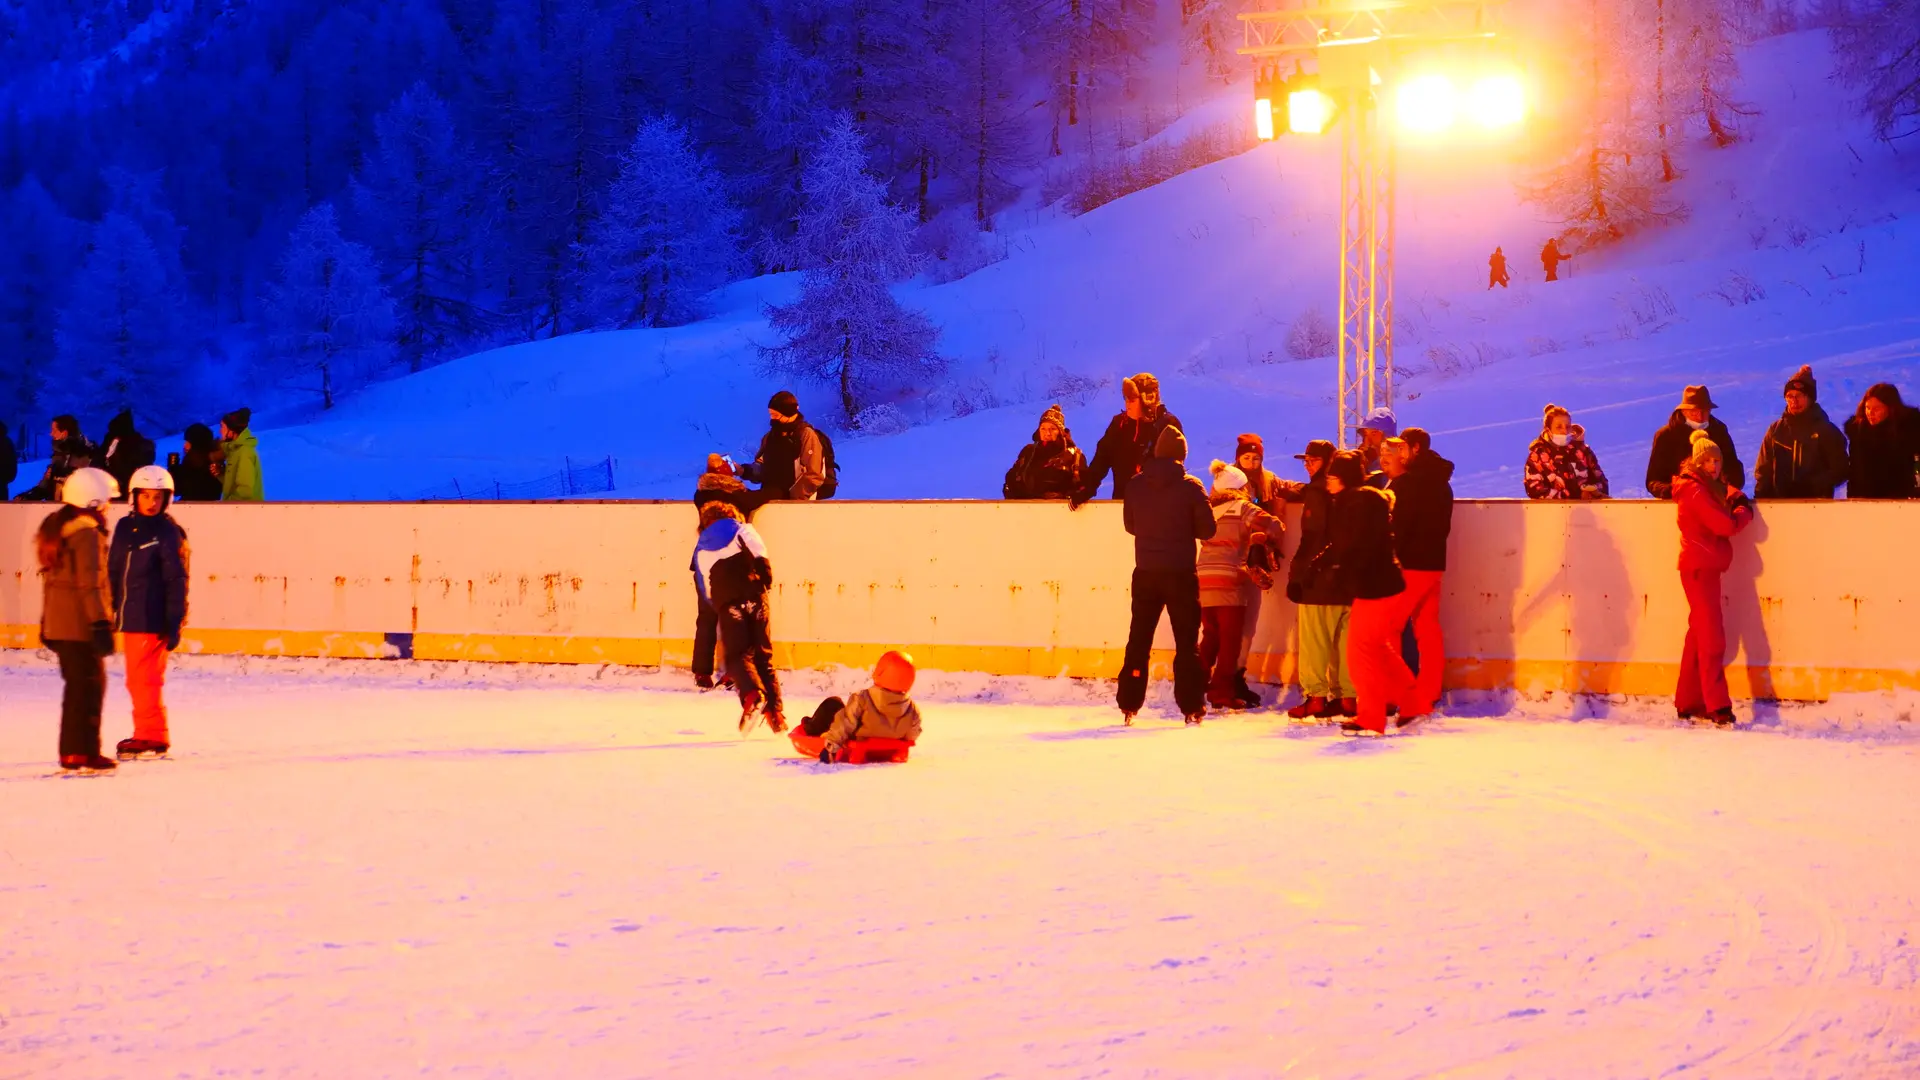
[1646,385,1743,500]
[1003,403,1085,500]
[1755,365,1848,500]
[220,408,265,502]
[100,409,156,500]
[170,424,225,502]
[1845,383,1920,500]
[743,391,827,501]
[1525,404,1610,500]
[1074,373,1181,507]
[14,415,96,502]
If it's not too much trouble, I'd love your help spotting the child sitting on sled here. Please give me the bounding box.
[791,650,924,763]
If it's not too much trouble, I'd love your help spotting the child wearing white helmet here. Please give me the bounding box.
[34,467,119,772]
[109,464,190,759]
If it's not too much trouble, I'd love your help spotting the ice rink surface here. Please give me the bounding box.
[3,655,1918,1079]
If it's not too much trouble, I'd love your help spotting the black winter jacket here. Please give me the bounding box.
[1004,435,1085,499]
[1844,407,1920,499]
[16,434,96,501]
[1122,457,1216,571]
[1387,451,1455,572]
[171,449,224,502]
[109,512,189,638]
[1646,411,1743,499]
[1285,475,1350,606]
[101,412,156,498]
[1081,408,1181,502]
[1756,404,1848,499]
[1316,487,1405,601]
[0,429,15,490]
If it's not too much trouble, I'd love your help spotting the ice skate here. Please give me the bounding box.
[764,710,787,734]
[1120,711,1136,726]
[1709,707,1737,728]
[116,738,170,760]
[1183,712,1204,726]
[738,693,764,735]
[1339,721,1386,738]
[1287,695,1327,722]
[59,754,118,774]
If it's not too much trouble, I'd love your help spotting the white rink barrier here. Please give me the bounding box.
[2,499,1914,701]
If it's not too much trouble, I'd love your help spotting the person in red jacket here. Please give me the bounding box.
[1672,430,1755,726]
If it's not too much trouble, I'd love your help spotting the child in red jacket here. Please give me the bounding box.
[1671,431,1754,726]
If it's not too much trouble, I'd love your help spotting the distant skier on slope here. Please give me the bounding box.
[1488,247,1510,289]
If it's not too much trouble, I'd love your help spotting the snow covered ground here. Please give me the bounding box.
[4,653,1919,1078]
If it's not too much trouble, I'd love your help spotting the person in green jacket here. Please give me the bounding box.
[219,408,264,502]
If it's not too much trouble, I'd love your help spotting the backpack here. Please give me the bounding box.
[815,428,840,500]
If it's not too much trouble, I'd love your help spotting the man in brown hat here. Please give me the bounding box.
[1646,385,1744,500]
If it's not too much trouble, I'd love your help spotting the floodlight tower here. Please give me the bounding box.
[1240,1,1511,447]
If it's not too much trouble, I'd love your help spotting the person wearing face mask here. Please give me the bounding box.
[1755,365,1849,500]
[1525,404,1610,500]
[1645,386,1744,499]
[1074,373,1182,506]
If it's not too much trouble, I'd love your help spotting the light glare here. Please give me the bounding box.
[1288,88,1334,135]
[1395,74,1457,135]
[1467,75,1527,128]
[1254,97,1276,141]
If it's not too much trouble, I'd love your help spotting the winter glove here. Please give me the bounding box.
[163,625,182,652]
[91,621,116,659]
[819,746,836,765]
[1069,488,1091,510]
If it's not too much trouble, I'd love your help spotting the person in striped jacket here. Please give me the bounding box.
[1197,462,1284,710]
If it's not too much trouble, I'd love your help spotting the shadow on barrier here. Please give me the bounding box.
[1568,506,1633,718]
[1723,506,1778,723]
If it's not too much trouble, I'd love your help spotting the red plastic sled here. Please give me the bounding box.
[789,731,915,764]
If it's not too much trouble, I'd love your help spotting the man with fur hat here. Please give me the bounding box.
[219,408,264,502]
[1646,386,1743,499]
[743,391,828,501]
[1117,425,1216,724]
[1756,365,1849,499]
[1075,373,1182,506]
[1004,404,1086,499]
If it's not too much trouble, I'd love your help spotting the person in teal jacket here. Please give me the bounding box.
[219,408,264,502]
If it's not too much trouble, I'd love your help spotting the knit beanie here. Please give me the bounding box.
[222,407,251,433]
[768,390,800,417]
[184,423,215,453]
[1039,403,1066,432]
[1235,433,1264,462]
[1784,365,1816,401]
[1209,460,1248,492]
[1327,449,1367,488]
[1687,429,1723,468]
[1154,425,1187,462]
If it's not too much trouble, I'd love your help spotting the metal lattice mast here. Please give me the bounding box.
[1336,86,1382,449]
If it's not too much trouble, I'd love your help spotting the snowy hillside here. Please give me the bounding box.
[232,31,1919,501]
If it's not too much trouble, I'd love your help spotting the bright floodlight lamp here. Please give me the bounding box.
[1394,73,1458,134]
[1255,97,1277,141]
[1287,87,1335,135]
[1466,74,1526,128]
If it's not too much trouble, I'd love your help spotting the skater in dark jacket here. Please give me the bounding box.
[1844,383,1920,499]
[1075,373,1182,505]
[690,453,769,690]
[109,465,189,759]
[1004,404,1085,500]
[1755,366,1849,500]
[1311,452,1413,735]
[1116,426,1216,724]
[1285,440,1354,721]
[37,468,120,772]
[14,415,96,502]
[169,424,224,502]
[100,410,156,499]
[1646,386,1744,499]
[692,502,784,733]
[1389,428,1454,715]
[1673,431,1754,725]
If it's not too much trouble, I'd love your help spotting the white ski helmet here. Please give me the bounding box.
[129,464,176,492]
[60,467,120,510]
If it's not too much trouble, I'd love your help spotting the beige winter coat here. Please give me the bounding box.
[824,687,923,752]
[40,511,113,643]
[1197,492,1283,607]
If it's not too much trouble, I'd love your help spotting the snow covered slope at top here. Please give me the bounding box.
[255,31,1919,502]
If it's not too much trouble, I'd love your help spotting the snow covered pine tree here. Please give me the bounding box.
[265,204,397,409]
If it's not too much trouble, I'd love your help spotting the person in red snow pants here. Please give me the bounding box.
[1314,451,1413,734]
[1670,431,1754,722]
[1349,590,1419,732]
[1398,569,1445,712]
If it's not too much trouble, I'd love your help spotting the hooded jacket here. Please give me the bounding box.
[1197,490,1283,606]
[821,686,923,754]
[1388,450,1456,572]
[1122,457,1216,571]
[1082,407,1182,502]
[1285,474,1349,606]
[17,433,96,502]
[1674,465,1753,573]
[172,425,224,502]
[1004,428,1085,500]
[101,411,156,498]
[1646,411,1743,499]
[1844,406,1920,500]
[221,428,265,501]
[1755,403,1848,499]
[691,517,773,610]
[39,507,113,643]
[110,511,190,638]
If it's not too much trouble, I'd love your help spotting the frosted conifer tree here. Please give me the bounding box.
[753,32,832,254]
[0,177,82,424]
[56,213,186,422]
[1829,0,1920,142]
[265,204,397,409]
[762,116,944,426]
[577,117,744,329]
[350,83,485,371]
[953,0,1031,227]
